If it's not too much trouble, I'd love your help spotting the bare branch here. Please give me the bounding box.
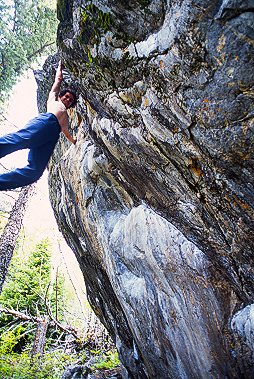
[0,162,9,171]
[0,306,79,339]
[58,241,87,315]
[0,307,42,323]
[0,113,19,129]
[27,41,55,61]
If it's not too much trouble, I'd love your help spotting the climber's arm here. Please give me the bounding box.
[63,129,77,145]
[49,61,63,97]
[61,119,76,145]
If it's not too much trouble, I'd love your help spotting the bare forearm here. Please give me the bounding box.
[50,61,63,93]
[63,130,76,145]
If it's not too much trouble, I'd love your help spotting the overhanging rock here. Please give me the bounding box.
[37,1,254,378]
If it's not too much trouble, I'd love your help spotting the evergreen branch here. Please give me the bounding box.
[27,41,56,61]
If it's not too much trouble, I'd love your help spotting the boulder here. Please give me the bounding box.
[37,1,254,377]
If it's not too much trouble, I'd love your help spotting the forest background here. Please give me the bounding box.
[0,1,119,377]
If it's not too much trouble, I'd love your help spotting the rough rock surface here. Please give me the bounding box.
[37,0,254,378]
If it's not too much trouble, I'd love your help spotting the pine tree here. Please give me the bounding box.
[0,238,66,353]
[0,0,57,109]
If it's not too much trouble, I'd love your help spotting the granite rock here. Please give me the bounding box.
[37,0,254,378]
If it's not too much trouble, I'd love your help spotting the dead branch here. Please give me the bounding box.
[0,307,79,339]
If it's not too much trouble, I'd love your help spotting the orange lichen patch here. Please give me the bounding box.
[159,60,165,69]
[203,98,209,103]
[225,194,231,202]
[236,198,249,210]
[189,158,203,178]
[225,194,250,210]
[191,166,203,177]
[143,98,149,108]
[75,195,79,204]
[107,36,111,43]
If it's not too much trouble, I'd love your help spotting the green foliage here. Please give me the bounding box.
[0,235,119,377]
[0,238,65,352]
[92,350,120,370]
[0,350,74,379]
[78,4,112,67]
[82,4,112,36]
[0,0,57,108]
[0,348,119,378]
[0,328,23,355]
[0,239,51,315]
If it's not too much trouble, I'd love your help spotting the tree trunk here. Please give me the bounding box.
[0,185,35,292]
[31,317,49,358]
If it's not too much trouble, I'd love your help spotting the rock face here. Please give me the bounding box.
[38,0,254,378]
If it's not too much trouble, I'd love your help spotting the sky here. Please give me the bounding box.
[7,70,38,125]
[0,70,37,169]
